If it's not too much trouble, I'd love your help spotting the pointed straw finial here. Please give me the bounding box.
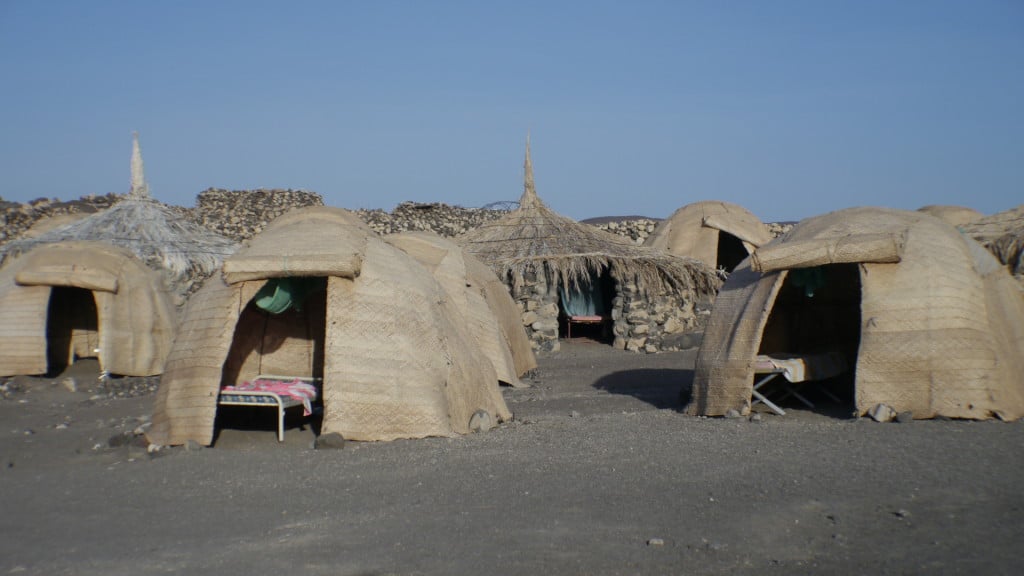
[129,131,149,198]
[520,132,538,208]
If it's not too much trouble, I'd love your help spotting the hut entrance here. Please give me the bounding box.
[559,271,614,343]
[716,232,748,273]
[216,277,328,439]
[756,264,861,415]
[45,286,99,376]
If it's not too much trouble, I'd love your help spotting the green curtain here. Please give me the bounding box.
[254,277,322,314]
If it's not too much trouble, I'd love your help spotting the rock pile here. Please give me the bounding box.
[592,219,659,244]
[767,221,795,237]
[354,202,509,237]
[189,188,325,241]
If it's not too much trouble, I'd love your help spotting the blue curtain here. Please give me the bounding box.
[560,273,605,317]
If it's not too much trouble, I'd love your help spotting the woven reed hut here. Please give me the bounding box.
[458,139,720,353]
[1,134,237,303]
[0,241,176,377]
[916,204,984,228]
[687,207,1024,421]
[386,231,537,384]
[646,200,772,273]
[149,207,511,446]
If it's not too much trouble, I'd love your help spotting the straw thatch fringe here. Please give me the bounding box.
[496,253,718,299]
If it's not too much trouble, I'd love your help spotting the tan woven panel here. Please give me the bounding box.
[388,232,529,385]
[149,278,243,446]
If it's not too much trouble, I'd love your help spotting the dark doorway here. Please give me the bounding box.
[716,231,749,273]
[46,287,99,376]
[558,271,614,344]
[216,277,327,441]
[757,264,861,413]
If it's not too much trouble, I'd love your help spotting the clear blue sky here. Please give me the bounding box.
[1,0,1021,222]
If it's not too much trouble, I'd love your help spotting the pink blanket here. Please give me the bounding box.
[222,379,318,416]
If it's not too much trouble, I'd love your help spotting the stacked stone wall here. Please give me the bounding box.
[610,280,709,352]
[509,268,712,354]
[354,202,508,237]
[190,188,324,241]
[592,219,659,244]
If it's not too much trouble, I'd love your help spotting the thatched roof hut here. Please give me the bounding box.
[1,134,237,301]
[646,200,772,272]
[458,139,720,352]
[149,207,511,446]
[0,241,176,377]
[386,231,537,384]
[687,207,1024,421]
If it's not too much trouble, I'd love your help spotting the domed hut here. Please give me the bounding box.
[458,139,720,353]
[1,134,237,304]
[387,231,537,384]
[686,207,1024,421]
[0,241,176,377]
[916,204,984,228]
[646,200,772,273]
[148,207,511,446]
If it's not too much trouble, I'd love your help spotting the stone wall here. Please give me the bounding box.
[190,188,325,241]
[610,280,708,353]
[509,269,562,353]
[354,202,509,237]
[592,219,659,244]
[508,268,712,354]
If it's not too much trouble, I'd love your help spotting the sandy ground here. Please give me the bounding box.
[1,340,1022,575]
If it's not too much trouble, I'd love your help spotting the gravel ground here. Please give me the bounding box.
[1,341,1021,575]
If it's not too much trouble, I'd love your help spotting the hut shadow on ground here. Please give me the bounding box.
[592,368,694,410]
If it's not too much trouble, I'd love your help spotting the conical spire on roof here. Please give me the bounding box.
[520,133,539,208]
[130,132,149,198]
